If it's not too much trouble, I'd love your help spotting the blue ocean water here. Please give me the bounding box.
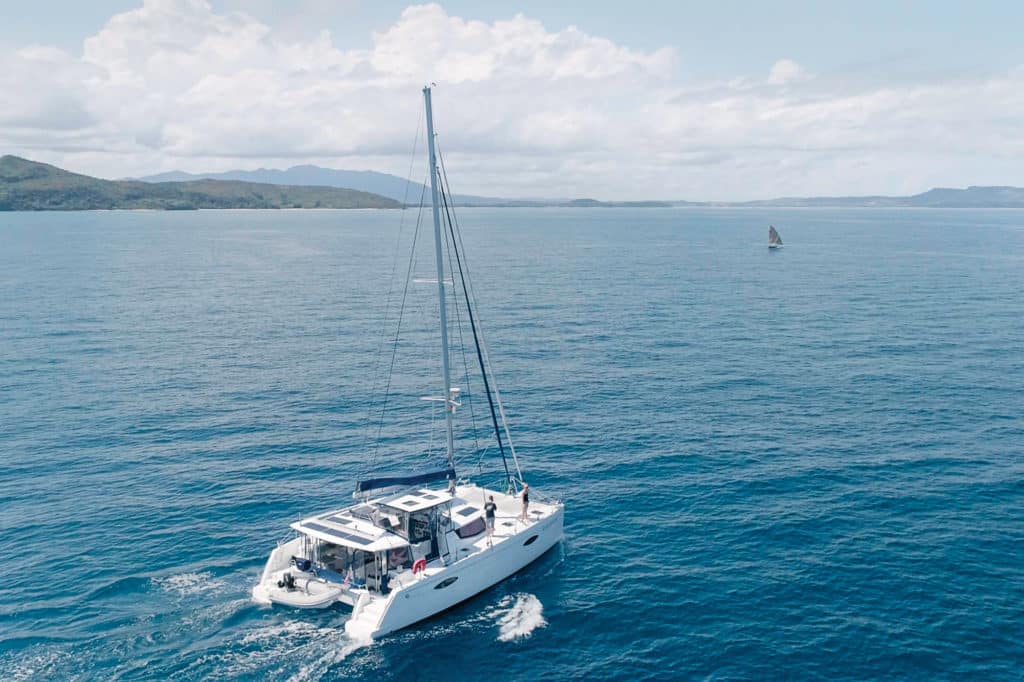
[1,207,1023,680]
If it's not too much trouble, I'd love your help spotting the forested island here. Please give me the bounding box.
[0,156,401,211]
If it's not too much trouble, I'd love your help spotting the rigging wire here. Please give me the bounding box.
[439,176,483,465]
[368,178,428,470]
[358,106,525,488]
[427,394,437,458]
[435,153,514,490]
[358,110,422,472]
[437,142,525,486]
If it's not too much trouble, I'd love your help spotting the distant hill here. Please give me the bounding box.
[136,165,504,206]
[563,198,672,208]
[138,165,1024,208]
[0,156,401,210]
[684,186,1024,208]
[897,186,1024,208]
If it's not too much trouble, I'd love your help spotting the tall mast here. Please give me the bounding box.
[424,86,456,471]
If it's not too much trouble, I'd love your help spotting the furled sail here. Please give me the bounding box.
[355,467,456,495]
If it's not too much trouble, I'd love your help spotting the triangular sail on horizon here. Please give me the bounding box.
[769,225,783,246]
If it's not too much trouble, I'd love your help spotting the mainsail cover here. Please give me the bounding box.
[769,225,783,246]
[355,467,456,494]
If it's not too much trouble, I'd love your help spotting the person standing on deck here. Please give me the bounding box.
[519,483,530,522]
[484,495,497,545]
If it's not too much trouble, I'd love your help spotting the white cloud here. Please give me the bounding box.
[767,58,807,85]
[0,45,99,131]
[2,1,1023,199]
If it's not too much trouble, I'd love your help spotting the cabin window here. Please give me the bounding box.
[318,542,348,571]
[456,517,486,538]
[388,545,412,570]
[523,535,539,546]
[409,512,431,543]
[434,577,458,589]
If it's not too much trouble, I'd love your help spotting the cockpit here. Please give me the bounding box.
[289,487,459,594]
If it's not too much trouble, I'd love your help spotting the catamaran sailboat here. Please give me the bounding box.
[252,87,564,640]
[768,225,783,249]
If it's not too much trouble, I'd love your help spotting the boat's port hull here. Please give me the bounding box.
[252,536,304,605]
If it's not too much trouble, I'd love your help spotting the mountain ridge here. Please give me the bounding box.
[138,164,1024,208]
[720,185,1024,208]
[7,156,1024,209]
[1,156,401,210]
[135,165,504,206]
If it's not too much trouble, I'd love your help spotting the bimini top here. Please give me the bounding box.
[291,512,408,552]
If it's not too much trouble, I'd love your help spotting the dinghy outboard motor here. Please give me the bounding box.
[291,556,312,572]
[277,572,296,590]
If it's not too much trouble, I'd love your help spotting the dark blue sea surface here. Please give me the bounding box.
[1,208,1023,680]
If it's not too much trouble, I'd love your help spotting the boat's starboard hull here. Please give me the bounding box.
[351,504,563,639]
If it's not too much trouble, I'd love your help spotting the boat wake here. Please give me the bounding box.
[177,618,372,682]
[495,593,547,642]
[283,630,371,682]
[153,571,226,598]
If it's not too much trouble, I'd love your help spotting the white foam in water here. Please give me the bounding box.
[496,593,547,642]
[208,618,372,682]
[3,649,63,682]
[238,618,342,647]
[285,635,371,682]
[154,571,226,597]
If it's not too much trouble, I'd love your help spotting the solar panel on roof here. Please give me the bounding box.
[456,506,479,517]
[304,521,373,546]
[402,500,418,507]
[419,492,439,500]
[325,515,352,525]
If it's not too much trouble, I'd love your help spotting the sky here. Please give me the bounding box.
[2,0,1023,200]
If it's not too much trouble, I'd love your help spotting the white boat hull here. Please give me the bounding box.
[355,504,563,639]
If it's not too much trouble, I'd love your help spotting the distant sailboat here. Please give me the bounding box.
[768,225,783,249]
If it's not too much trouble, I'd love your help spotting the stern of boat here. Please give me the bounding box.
[253,537,303,605]
[344,591,391,640]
